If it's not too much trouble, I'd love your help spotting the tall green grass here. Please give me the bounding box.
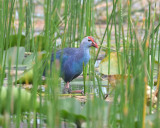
[0,0,160,128]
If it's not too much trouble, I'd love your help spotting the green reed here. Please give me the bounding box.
[0,0,160,128]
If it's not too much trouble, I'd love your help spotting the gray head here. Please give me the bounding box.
[80,36,98,48]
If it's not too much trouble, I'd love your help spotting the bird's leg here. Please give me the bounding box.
[65,82,70,88]
[65,82,84,94]
[63,82,72,94]
[63,82,84,94]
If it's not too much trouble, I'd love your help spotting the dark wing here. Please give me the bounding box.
[55,48,78,59]
[43,48,77,76]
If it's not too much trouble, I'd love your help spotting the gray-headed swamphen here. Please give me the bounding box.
[45,36,98,94]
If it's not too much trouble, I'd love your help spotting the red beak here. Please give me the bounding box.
[92,41,98,48]
[88,36,98,48]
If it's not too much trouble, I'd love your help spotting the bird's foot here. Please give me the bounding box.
[70,90,84,95]
[63,87,72,94]
[63,88,84,95]
[63,82,71,94]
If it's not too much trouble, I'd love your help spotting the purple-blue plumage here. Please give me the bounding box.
[54,47,89,83]
[46,36,98,93]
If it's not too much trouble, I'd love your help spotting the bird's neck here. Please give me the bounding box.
[79,47,90,65]
[79,46,90,54]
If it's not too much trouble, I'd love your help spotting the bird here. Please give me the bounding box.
[44,36,98,94]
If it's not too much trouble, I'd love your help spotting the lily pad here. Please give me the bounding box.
[59,98,86,121]
[81,97,109,126]
[0,86,39,114]
[3,47,25,66]
[22,54,35,68]
[17,51,47,84]
[98,52,122,75]
[16,68,33,84]
[23,51,47,68]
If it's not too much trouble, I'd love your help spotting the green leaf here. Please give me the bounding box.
[98,52,122,75]
[59,98,86,121]
[3,47,25,66]
[22,51,46,68]
[16,68,33,84]
[81,97,109,125]
[22,54,35,68]
[0,86,39,114]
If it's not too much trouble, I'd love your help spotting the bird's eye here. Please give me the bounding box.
[88,39,91,42]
